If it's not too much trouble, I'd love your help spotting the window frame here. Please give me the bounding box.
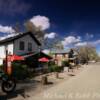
[28,42,32,52]
[19,41,25,51]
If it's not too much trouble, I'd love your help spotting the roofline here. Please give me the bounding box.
[24,51,52,59]
[0,31,41,46]
[53,52,69,54]
[28,32,41,46]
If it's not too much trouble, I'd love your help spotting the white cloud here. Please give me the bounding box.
[75,39,100,47]
[90,34,94,38]
[44,32,56,39]
[42,49,50,54]
[62,36,81,46]
[86,33,94,38]
[92,40,100,45]
[75,42,87,47]
[0,25,15,33]
[30,15,50,30]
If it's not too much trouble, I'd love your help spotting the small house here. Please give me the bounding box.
[0,31,41,65]
[52,50,69,66]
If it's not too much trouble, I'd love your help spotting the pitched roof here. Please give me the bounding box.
[0,31,41,46]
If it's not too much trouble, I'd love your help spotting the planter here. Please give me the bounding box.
[41,75,48,85]
[55,72,59,78]
[64,67,68,72]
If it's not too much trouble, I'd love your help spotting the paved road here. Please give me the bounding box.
[28,62,100,100]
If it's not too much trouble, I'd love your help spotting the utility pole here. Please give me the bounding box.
[5,45,8,73]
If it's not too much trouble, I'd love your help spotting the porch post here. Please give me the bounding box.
[5,45,8,73]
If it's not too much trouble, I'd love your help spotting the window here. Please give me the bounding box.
[19,41,25,50]
[28,42,32,51]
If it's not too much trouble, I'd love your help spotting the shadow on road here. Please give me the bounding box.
[0,79,41,100]
[0,89,26,100]
[68,73,75,76]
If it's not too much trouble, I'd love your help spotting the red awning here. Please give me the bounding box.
[39,57,49,62]
[7,54,24,61]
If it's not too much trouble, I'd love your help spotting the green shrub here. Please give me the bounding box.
[53,65,61,72]
[12,61,28,80]
[48,65,54,72]
[48,61,55,66]
[0,65,3,70]
[48,65,61,72]
[62,61,69,67]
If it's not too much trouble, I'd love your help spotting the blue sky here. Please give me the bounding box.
[0,0,100,54]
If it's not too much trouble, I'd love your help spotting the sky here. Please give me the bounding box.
[0,0,100,54]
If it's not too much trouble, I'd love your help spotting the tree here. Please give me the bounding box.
[24,21,45,44]
[77,45,99,62]
[13,22,21,33]
[24,21,37,32]
[43,34,64,52]
[24,20,64,52]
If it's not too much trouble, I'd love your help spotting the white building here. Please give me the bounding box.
[0,31,41,65]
